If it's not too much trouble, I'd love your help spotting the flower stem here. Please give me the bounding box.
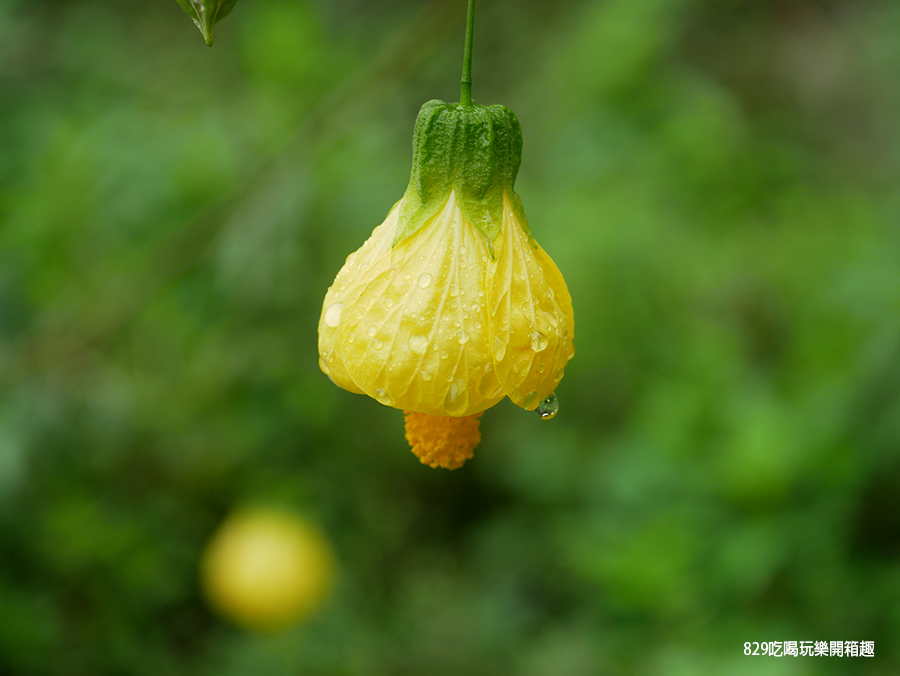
[460,0,476,107]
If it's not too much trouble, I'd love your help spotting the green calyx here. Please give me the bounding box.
[395,99,530,258]
[176,0,236,46]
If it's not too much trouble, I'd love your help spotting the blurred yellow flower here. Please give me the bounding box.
[201,508,334,630]
[318,100,574,469]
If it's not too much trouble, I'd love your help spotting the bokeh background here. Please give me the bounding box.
[2,0,900,673]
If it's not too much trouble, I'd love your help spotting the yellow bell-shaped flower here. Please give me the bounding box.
[318,100,574,469]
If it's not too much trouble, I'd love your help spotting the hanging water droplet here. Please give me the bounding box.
[408,334,428,355]
[530,330,549,352]
[535,393,559,420]
[417,272,433,289]
[324,303,343,328]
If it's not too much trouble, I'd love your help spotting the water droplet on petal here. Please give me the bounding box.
[531,331,549,352]
[318,357,330,375]
[555,368,565,382]
[493,337,507,361]
[470,303,480,313]
[372,338,384,350]
[535,392,559,420]
[374,388,394,406]
[443,380,469,416]
[449,283,459,297]
[421,370,433,381]
[367,325,377,337]
[417,272,433,289]
[408,334,428,355]
[457,330,469,344]
[383,297,394,309]
[324,303,343,328]
[440,350,449,359]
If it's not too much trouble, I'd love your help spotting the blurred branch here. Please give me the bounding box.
[7,0,461,387]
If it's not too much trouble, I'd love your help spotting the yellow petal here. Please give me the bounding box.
[487,193,575,409]
[318,193,504,416]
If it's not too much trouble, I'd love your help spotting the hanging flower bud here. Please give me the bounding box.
[318,100,574,469]
[176,0,236,46]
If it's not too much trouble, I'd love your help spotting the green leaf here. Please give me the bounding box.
[176,0,237,46]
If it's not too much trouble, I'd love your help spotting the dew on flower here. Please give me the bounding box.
[372,338,384,350]
[449,282,459,297]
[530,330,549,352]
[493,337,507,361]
[374,388,394,406]
[443,380,469,416]
[441,350,449,359]
[367,325,377,337]
[324,303,343,328]
[535,393,559,420]
[408,334,428,355]
[417,272,433,288]
[457,330,469,344]
[421,370,433,381]
[383,297,394,309]
[318,358,330,375]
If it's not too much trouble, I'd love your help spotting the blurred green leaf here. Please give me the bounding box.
[176,0,236,46]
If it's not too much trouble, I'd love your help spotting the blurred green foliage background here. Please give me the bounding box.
[2,0,900,673]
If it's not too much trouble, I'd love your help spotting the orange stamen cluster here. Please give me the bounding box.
[403,411,483,470]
